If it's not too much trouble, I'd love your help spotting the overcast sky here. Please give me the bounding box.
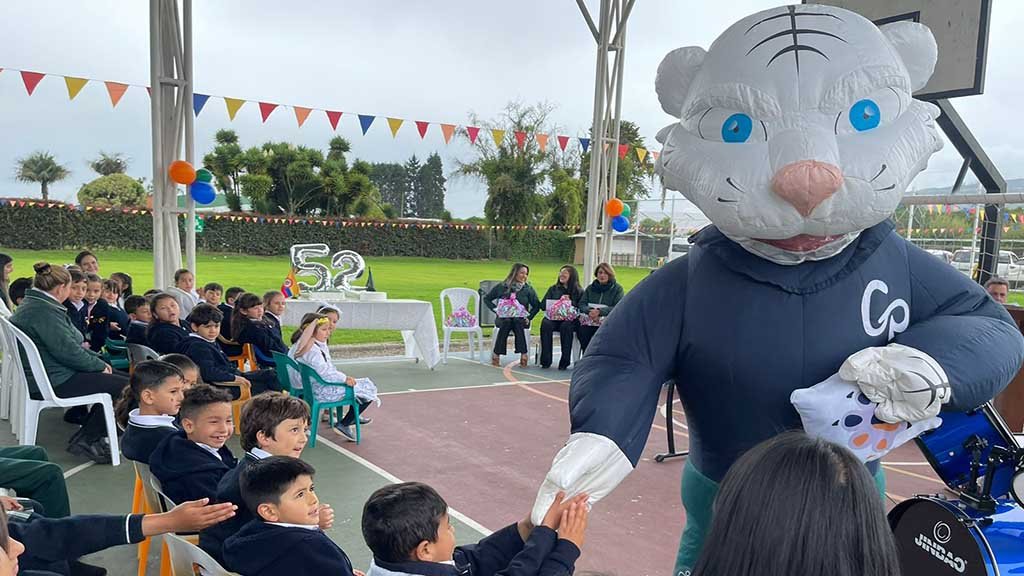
[2,0,1021,220]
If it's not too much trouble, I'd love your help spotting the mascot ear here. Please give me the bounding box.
[656,46,706,118]
[878,21,938,93]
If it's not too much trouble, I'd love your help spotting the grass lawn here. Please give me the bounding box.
[0,249,655,345]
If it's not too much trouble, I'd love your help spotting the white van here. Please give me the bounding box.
[668,237,690,262]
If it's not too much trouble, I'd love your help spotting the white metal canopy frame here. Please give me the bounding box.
[150,0,196,288]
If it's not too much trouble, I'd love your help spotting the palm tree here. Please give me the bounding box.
[15,152,70,201]
[89,152,129,176]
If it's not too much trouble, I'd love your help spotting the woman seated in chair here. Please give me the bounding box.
[538,265,583,370]
[9,262,129,464]
[233,293,287,368]
[288,312,375,443]
[483,263,542,367]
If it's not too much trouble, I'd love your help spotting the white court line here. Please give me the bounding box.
[658,401,689,430]
[379,379,570,397]
[315,434,494,537]
[883,461,932,466]
[63,461,95,479]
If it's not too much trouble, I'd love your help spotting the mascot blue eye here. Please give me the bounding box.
[720,113,752,143]
[849,99,881,131]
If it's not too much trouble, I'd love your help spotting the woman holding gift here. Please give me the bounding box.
[484,263,542,367]
[576,262,624,353]
[539,266,583,370]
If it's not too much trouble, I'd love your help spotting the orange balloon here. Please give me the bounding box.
[168,160,196,185]
[605,198,624,217]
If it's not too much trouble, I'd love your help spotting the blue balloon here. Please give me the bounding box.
[612,215,630,232]
[189,181,216,205]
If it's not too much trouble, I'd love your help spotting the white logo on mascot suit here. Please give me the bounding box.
[861,279,909,340]
[655,4,942,265]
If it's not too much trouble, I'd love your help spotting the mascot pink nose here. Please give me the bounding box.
[771,160,844,217]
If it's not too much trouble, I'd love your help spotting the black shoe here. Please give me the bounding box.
[558,363,570,371]
[67,437,112,464]
[69,559,107,576]
[63,406,89,426]
[334,424,357,442]
[358,417,372,425]
[541,364,551,369]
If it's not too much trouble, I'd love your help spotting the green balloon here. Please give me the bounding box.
[195,168,214,183]
[620,203,631,219]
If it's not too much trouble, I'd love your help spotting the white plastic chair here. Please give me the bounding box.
[126,343,160,370]
[533,329,583,367]
[0,316,24,436]
[164,533,239,576]
[0,316,121,466]
[440,288,484,364]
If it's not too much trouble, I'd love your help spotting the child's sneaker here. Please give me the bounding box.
[334,424,357,442]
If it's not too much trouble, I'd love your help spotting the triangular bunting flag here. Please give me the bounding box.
[557,135,570,151]
[326,110,343,130]
[440,124,456,144]
[579,137,590,152]
[387,117,404,137]
[224,98,246,120]
[193,93,210,116]
[64,76,88,100]
[492,129,506,147]
[618,144,629,159]
[537,134,548,152]
[258,102,278,123]
[514,131,527,150]
[104,82,129,107]
[358,114,376,135]
[415,121,429,139]
[466,126,481,144]
[20,71,45,95]
[636,147,648,162]
[294,106,312,127]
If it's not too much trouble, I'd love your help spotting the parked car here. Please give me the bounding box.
[925,249,953,265]
[951,249,1023,287]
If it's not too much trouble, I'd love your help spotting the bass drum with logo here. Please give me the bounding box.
[889,496,1024,576]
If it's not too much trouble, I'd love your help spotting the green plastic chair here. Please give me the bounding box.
[104,338,130,371]
[297,362,361,447]
[271,352,304,398]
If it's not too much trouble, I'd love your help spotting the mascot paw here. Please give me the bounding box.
[531,433,633,526]
[839,343,950,423]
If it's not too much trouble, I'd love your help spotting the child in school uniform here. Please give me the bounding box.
[116,360,186,465]
[159,353,200,388]
[147,293,190,354]
[177,304,281,397]
[218,287,244,340]
[224,457,351,576]
[124,295,152,346]
[362,483,588,576]
[149,384,237,505]
[289,312,377,442]
[62,269,88,340]
[83,273,113,353]
[262,291,287,340]
[233,293,287,368]
[199,392,325,565]
[201,283,223,307]
[167,268,200,318]
[101,278,129,339]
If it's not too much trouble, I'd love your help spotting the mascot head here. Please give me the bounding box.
[655,4,943,264]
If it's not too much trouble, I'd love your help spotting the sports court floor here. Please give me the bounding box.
[16,351,949,576]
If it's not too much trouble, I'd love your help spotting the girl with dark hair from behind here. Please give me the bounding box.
[0,253,12,310]
[690,431,901,576]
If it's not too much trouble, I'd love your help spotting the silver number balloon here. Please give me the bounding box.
[290,243,332,292]
[331,250,365,291]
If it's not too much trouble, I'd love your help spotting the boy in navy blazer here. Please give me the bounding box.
[149,384,237,505]
[224,457,348,576]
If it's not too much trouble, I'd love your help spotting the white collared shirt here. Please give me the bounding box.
[194,442,222,460]
[188,332,216,343]
[70,300,85,311]
[127,409,177,429]
[267,522,318,531]
[250,447,273,460]
[266,311,282,324]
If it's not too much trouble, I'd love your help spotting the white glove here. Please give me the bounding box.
[530,433,633,526]
[839,343,951,424]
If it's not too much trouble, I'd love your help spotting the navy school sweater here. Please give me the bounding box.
[147,321,190,355]
[199,452,260,565]
[84,299,113,352]
[236,317,288,364]
[13,513,145,576]
[178,334,240,384]
[149,430,237,506]
[63,300,87,337]
[120,417,179,465]
[224,520,354,576]
[218,303,234,339]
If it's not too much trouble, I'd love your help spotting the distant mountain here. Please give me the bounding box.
[908,178,1024,197]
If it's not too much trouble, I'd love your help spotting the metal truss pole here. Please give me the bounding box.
[580,0,633,278]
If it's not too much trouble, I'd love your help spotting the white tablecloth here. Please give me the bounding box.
[282,298,441,369]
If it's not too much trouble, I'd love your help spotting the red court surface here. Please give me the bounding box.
[321,360,949,576]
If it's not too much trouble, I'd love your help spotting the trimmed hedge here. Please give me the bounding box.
[0,202,574,261]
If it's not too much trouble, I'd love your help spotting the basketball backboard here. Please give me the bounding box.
[806,0,991,100]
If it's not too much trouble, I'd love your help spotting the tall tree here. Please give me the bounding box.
[417,153,447,219]
[15,151,70,201]
[202,129,246,211]
[457,101,556,226]
[543,168,584,227]
[404,156,422,218]
[369,163,410,215]
[580,120,654,203]
[89,152,129,176]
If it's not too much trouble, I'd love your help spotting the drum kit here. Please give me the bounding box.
[889,403,1024,575]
